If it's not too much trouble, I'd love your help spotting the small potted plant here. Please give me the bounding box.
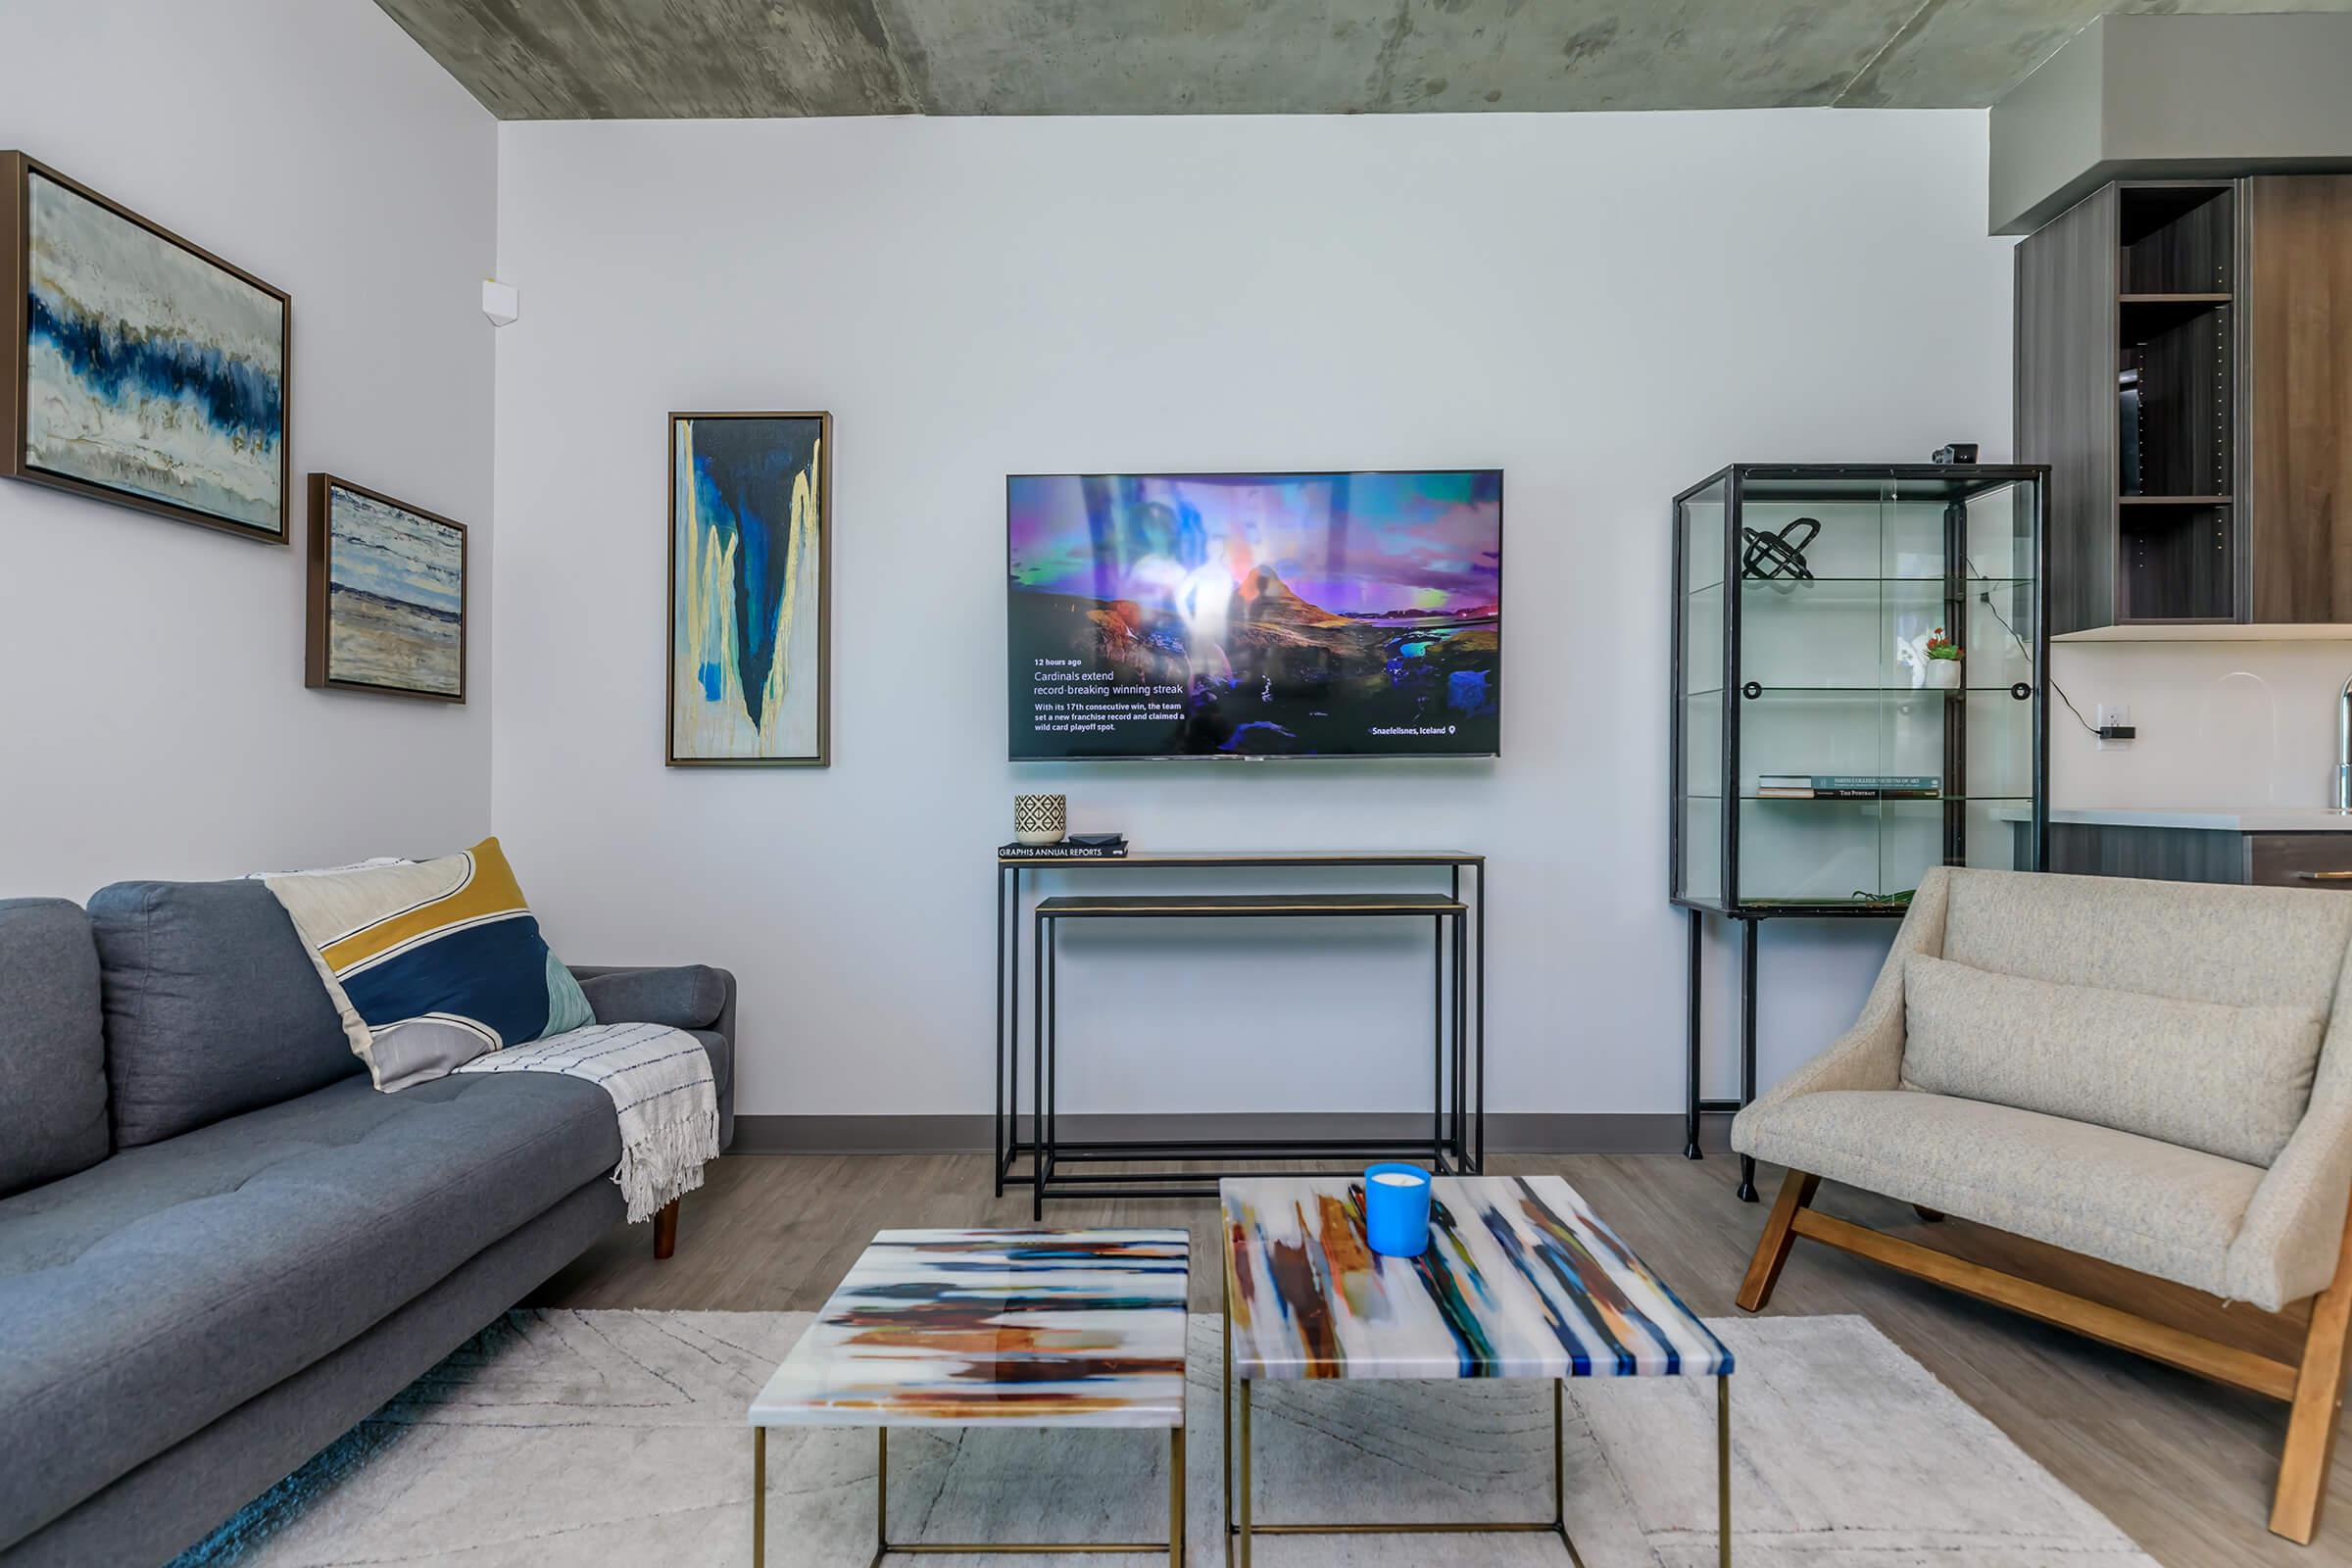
[1923,626,1963,690]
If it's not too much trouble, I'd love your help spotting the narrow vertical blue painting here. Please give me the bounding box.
[9,157,288,539]
[668,413,831,765]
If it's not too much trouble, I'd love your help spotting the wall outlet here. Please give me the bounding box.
[2094,703,2133,750]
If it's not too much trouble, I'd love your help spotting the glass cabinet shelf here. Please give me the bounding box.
[1691,684,2031,695]
[1733,575,2033,584]
[1672,465,2049,916]
[1725,792,2030,801]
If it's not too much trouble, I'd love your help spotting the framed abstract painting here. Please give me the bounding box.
[667,411,831,766]
[1,152,290,542]
[305,474,467,703]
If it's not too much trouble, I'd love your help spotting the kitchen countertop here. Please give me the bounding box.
[2031,806,2352,833]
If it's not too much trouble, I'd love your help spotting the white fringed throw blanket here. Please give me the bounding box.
[455,1021,720,1222]
[257,844,718,1226]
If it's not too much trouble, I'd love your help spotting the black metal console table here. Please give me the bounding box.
[994,851,1486,1212]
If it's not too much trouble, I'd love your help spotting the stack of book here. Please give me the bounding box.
[1756,774,1940,800]
[998,833,1129,859]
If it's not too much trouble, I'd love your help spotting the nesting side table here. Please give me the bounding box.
[1220,1174,1735,1565]
[748,1227,1190,1566]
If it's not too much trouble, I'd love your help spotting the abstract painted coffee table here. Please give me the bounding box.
[748,1228,1190,1566]
[1220,1175,1733,1565]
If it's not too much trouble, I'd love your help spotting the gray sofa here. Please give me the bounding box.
[0,882,737,1568]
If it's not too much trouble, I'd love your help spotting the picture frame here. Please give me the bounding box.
[666,410,832,767]
[305,473,468,704]
[0,151,292,543]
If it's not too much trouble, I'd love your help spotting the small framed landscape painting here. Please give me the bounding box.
[1,152,290,541]
[668,411,831,766]
[306,474,467,703]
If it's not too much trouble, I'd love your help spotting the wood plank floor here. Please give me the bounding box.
[530,1148,2348,1568]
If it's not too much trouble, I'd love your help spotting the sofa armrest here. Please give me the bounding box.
[1731,869,1950,1153]
[2228,1060,2352,1311]
[570,964,731,1034]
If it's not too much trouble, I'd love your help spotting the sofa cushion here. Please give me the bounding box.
[1901,952,2324,1167]
[0,1070,622,1550]
[1736,1088,2266,1300]
[85,879,360,1147]
[0,900,110,1198]
[1,1182,623,1568]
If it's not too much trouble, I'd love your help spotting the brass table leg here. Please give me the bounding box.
[1718,1375,1732,1567]
[867,1428,889,1568]
[1238,1377,1252,1568]
[849,1419,1176,1560]
[1170,1424,1186,1567]
[1221,1284,1233,1568]
[1553,1381,1567,1531]
[753,1426,765,1567]
[1217,1378,1580,1561]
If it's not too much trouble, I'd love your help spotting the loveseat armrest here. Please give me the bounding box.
[2227,1060,2352,1311]
[570,964,733,1035]
[1732,869,1950,1152]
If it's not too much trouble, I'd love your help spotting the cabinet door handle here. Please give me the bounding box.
[2295,869,2352,882]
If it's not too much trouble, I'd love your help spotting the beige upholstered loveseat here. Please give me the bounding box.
[1731,865,2352,1544]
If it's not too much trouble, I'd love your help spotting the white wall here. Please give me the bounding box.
[2051,642,2352,808]
[0,1,497,897]
[491,111,2014,1118]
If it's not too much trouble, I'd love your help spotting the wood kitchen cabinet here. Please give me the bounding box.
[2246,176,2352,623]
[2016,174,2352,635]
[2247,831,2352,888]
[2045,822,2352,887]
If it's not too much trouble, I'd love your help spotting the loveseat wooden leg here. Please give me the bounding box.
[653,1199,679,1261]
[2272,1199,2352,1543]
[1737,1170,1819,1312]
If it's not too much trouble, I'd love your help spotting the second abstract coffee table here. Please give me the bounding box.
[1220,1174,1735,1565]
[748,1227,1189,1565]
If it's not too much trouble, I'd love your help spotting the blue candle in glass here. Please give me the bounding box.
[1364,1163,1433,1257]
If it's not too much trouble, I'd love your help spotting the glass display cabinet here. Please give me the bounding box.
[1671,464,2049,1196]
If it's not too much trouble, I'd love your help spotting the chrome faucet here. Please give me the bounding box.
[2338,673,2352,811]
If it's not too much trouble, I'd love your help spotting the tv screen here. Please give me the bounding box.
[1007,470,1501,760]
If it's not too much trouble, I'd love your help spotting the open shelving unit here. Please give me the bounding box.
[2024,172,2352,632]
[2116,183,2236,624]
[1669,464,2049,1197]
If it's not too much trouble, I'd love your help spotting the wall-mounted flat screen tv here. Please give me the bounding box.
[1007,470,1502,760]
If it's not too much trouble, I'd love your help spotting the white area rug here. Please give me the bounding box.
[177,1310,2155,1567]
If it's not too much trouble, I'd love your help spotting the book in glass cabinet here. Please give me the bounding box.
[1671,465,2050,918]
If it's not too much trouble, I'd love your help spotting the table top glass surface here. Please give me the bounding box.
[749,1228,1190,1428]
[1221,1175,1731,1382]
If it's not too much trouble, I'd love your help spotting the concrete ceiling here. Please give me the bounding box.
[374,0,2352,119]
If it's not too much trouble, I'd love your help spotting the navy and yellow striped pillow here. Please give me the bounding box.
[266,837,592,1092]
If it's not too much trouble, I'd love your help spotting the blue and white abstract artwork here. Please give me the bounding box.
[669,414,828,763]
[24,171,286,533]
